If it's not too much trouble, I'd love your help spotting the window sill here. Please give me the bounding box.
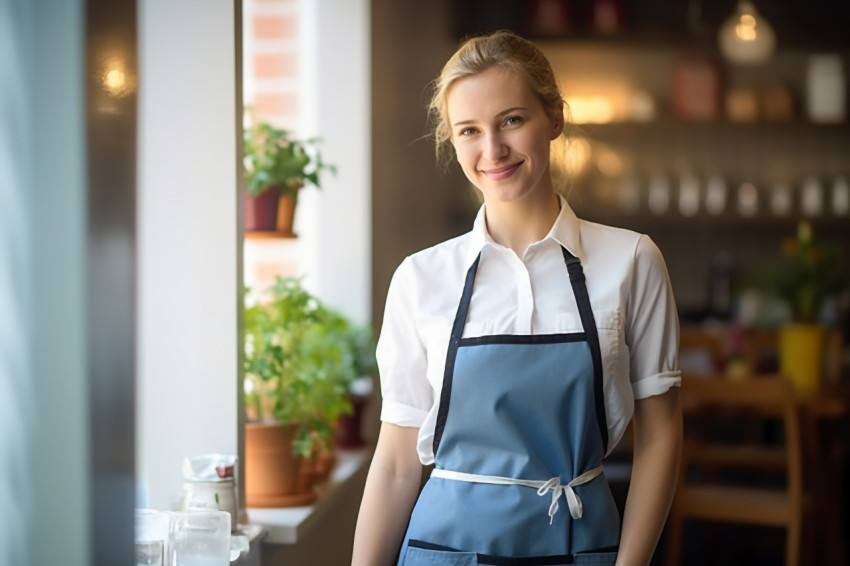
[245,447,372,544]
[232,523,266,565]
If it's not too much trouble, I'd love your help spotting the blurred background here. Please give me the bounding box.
[4,0,849,565]
[369,0,850,328]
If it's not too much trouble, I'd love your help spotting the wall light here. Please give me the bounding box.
[100,54,134,98]
[718,0,776,64]
[566,96,615,124]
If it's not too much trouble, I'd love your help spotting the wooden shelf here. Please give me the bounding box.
[244,230,297,240]
[577,119,850,134]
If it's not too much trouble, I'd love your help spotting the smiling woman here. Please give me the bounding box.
[353,31,682,566]
[445,66,563,256]
[447,67,562,210]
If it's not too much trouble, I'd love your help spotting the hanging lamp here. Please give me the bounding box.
[717,0,776,64]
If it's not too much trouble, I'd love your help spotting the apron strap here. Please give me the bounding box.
[561,248,609,455]
[433,254,481,454]
[431,465,605,523]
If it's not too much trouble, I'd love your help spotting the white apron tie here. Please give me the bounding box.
[431,465,604,525]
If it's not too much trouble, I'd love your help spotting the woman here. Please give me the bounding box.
[353,31,682,566]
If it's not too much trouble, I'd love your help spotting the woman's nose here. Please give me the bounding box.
[482,132,508,162]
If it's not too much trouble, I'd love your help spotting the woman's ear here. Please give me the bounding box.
[551,104,565,140]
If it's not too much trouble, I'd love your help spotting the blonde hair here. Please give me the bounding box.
[427,31,575,192]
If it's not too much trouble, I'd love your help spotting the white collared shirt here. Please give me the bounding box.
[377,196,681,464]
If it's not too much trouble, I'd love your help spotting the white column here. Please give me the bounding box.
[1,1,35,564]
[297,0,371,324]
[25,0,91,565]
[138,0,241,512]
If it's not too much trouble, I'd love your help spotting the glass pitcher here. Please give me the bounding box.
[167,509,248,566]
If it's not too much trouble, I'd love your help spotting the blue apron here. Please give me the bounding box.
[398,248,620,566]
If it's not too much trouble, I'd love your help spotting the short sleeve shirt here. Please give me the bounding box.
[377,197,681,465]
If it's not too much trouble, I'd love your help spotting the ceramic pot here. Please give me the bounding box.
[779,323,826,399]
[335,394,369,448]
[244,188,279,232]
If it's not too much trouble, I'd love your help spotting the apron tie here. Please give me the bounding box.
[431,465,604,524]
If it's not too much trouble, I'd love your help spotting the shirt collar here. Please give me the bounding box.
[464,195,584,267]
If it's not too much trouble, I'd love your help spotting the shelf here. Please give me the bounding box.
[576,119,850,134]
[452,1,850,52]
[570,207,850,236]
[244,230,297,240]
[246,447,371,545]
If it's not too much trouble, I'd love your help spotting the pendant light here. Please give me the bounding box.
[718,0,776,64]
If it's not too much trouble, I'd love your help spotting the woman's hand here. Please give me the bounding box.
[616,388,683,566]
[352,423,423,566]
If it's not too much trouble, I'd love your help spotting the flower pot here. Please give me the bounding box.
[244,187,280,232]
[275,193,297,237]
[779,323,826,399]
[334,394,369,448]
[244,423,317,507]
[297,446,336,492]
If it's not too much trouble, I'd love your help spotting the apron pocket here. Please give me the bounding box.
[574,550,617,565]
[405,542,477,566]
[407,540,583,566]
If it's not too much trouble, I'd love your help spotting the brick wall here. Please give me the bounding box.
[243,0,300,131]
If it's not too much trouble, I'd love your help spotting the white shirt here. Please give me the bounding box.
[377,196,681,465]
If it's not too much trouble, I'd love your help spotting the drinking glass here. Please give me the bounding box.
[136,540,164,566]
[168,509,231,566]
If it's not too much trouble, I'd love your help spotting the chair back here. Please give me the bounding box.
[667,374,806,565]
[679,374,803,499]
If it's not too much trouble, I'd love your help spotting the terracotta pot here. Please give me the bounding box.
[315,446,337,482]
[275,188,299,237]
[275,186,301,236]
[244,187,280,232]
[244,423,317,507]
[297,453,319,494]
[297,446,337,492]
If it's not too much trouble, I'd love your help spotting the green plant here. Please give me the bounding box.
[244,277,371,458]
[748,221,848,324]
[243,120,335,198]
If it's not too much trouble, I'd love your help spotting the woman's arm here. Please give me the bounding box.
[352,422,423,566]
[615,387,682,566]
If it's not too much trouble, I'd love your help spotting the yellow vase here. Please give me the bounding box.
[779,323,826,399]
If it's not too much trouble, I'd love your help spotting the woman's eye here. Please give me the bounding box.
[505,116,523,126]
[459,127,477,136]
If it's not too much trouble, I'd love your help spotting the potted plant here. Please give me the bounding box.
[243,276,366,507]
[334,326,378,448]
[748,221,848,397]
[243,120,335,234]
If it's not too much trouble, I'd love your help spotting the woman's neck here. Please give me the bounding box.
[484,191,561,258]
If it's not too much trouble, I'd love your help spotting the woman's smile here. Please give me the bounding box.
[481,161,524,181]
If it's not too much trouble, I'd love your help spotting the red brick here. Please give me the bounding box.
[253,54,296,79]
[252,15,296,40]
[252,93,298,119]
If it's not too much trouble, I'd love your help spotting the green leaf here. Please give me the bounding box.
[243,277,372,457]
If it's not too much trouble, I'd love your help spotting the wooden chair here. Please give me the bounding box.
[678,327,726,375]
[665,375,805,566]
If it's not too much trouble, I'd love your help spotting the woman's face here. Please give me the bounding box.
[446,66,562,205]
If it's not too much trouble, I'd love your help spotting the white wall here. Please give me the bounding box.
[138,0,241,512]
[297,0,371,324]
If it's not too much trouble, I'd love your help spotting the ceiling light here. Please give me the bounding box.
[718,1,776,64]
